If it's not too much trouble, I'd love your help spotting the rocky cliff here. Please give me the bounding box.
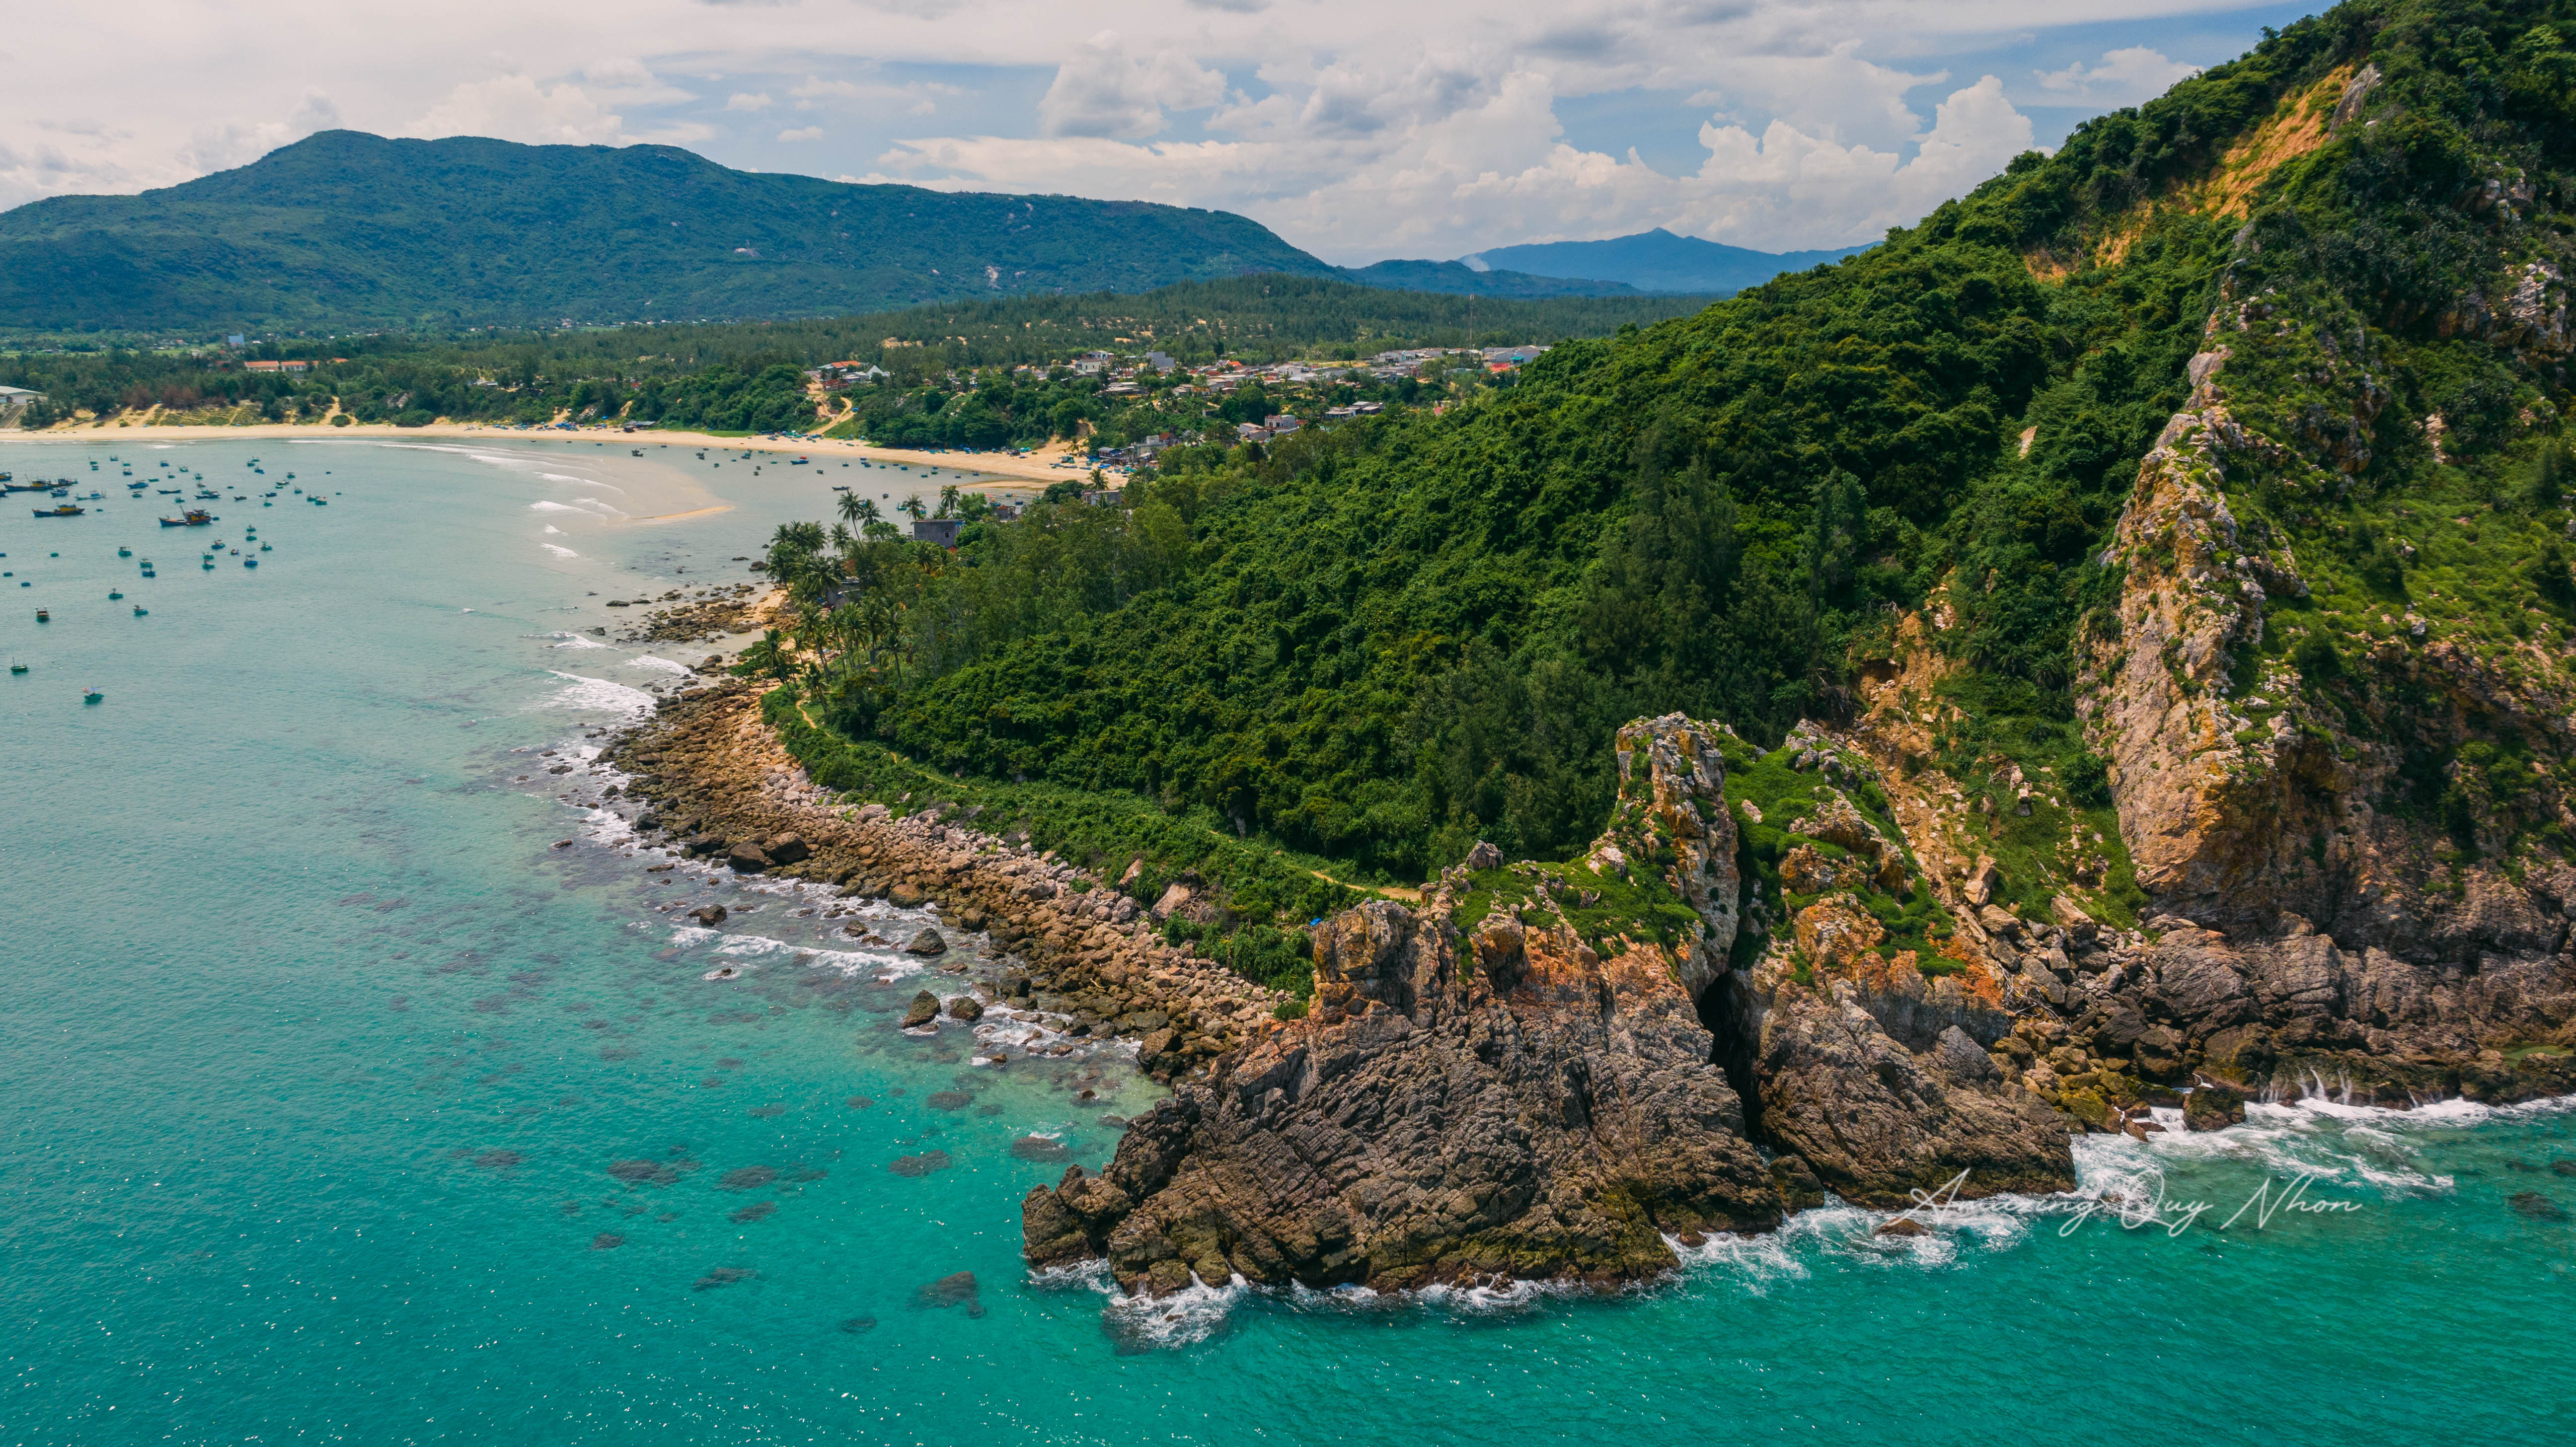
[1023,716,2074,1294]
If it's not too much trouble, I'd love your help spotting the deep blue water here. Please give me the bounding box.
[1,434,2570,1446]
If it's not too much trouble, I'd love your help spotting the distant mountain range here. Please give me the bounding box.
[1460,228,1873,295]
[0,133,1859,331]
[0,132,1354,331]
[1334,259,1649,298]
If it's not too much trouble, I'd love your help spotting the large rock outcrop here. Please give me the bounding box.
[1023,715,2079,1294]
[2059,273,2576,1106]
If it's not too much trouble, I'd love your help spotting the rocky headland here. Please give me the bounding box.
[617,668,2576,1302]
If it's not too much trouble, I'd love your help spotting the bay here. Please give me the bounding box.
[1,434,2568,1445]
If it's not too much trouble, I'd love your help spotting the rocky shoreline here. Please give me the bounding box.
[602,678,1288,1077]
[610,582,775,645]
[607,678,2576,1305]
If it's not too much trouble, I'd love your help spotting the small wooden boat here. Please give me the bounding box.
[34,609,48,622]
[118,548,131,558]
[83,688,102,704]
[244,558,258,569]
[109,590,122,600]
[8,661,24,674]
[133,605,147,616]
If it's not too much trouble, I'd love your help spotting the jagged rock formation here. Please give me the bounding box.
[2060,261,2576,1108]
[1023,716,2075,1294]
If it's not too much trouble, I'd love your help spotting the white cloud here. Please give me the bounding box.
[578,57,695,105]
[881,69,2034,258]
[0,1,2263,259]
[1036,30,1228,140]
[288,90,343,136]
[405,75,628,145]
[2035,46,2201,106]
[778,125,824,141]
[173,88,349,178]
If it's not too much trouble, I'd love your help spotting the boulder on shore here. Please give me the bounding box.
[2184,1083,2247,1132]
[947,995,984,1022]
[901,991,940,1029]
[903,928,949,956]
[727,843,771,873]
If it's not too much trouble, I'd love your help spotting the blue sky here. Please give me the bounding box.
[2,1,2331,263]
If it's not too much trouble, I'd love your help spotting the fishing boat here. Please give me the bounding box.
[118,548,131,558]
[159,510,216,527]
[33,504,84,518]
[109,590,122,600]
[83,688,102,704]
[244,558,258,569]
[133,605,147,616]
[310,497,328,506]
[259,543,271,551]
[7,663,22,675]
[34,609,48,622]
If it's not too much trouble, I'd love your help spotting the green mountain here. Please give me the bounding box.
[0,130,1343,331]
[760,0,2576,966]
[0,131,1696,333]
[1460,228,1873,294]
[1333,259,1652,297]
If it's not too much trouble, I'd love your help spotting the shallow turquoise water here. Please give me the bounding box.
[2,435,2572,1446]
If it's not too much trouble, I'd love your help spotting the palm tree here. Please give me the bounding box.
[836,490,865,526]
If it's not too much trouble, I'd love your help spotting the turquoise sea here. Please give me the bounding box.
[1,434,2570,1446]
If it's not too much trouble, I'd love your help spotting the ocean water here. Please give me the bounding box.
[2,435,2571,1446]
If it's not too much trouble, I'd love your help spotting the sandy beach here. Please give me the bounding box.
[7,420,1094,485]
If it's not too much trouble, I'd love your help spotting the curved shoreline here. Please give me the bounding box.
[605,679,1288,1075]
[7,421,1085,485]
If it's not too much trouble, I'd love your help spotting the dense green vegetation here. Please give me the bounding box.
[0,130,1338,331]
[0,275,1696,432]
[763,687,1349,997]
[0,132,1765,334]
[742,0,2576,931]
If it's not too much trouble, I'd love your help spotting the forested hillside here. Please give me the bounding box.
[756,0,2576,920]
[0,131,1339,330]
[0,275,1690,431]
